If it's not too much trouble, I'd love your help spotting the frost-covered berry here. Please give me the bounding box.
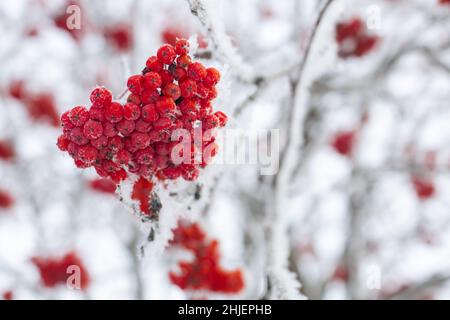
[83,120,103,140]
[156,96,176,115]
[162,83,181,100]
[143,72,162,89]
[157,44,176,64]
[69,106,89,127]
[204,67,221,87]
[127,75,143,95]
[180,79,197,98]
[123,103,140,121]
[187,62,207,81]
[90,87,112,108]
[104,102,124,123]
[175,38,189,55]
[116,119,135,136]
[141,104,159,122]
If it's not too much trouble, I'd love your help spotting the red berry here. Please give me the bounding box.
[175,38,189,55]
[142,104,159,122]
[214,111,228,127]
[127,93,141,105]
[177,54,192,68]
[146,56,163,72]
[90,87,112,108]
[412,176,435,200]
[91,135,108,150]
[180,79,197,98]
[131,132,151,150]
[116,119,136,136]
[135,119,152,133]
[204,67,221,86]
[159,69,174,86]
[203,114,220,129]
[78,145,98,165]
[127,75,143,95]
[162,83,181,100]
[142,72,162,90]
[70,127,89,145]
[156,96,176,115]
[89,107,105,121]
[83,120,103,140]
[108,136,124,152]
[153,116,173,130]
[123,103,141,121]
[135,148,154,165]
[157,44,176,64]
[57,135,70,151]
[173,67,187,81]
[116,149,131,165]
[141,89,160,105]
[104,102,124,123]
[69,106,89,127]
[89,178,117,194]
[331,131,355,156]
[103,121,118,137]
[187,62,207,81]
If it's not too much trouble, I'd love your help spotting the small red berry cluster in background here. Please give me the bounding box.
[335,17,379,58]
[331,130,356,157]
[89,178,117,194]
[0,140,15,161]
[57,39,227,216]
[2,291,13,300]
[332,265,349,283]
[162,27,189,47]
[161,26,208,49]
[439,0,450,5]
[169,222,244,294]
[103,23,134,52]
[32,252,90,290]
[411,176,435,201]
[0,190,14,210]
[8,80,60,127]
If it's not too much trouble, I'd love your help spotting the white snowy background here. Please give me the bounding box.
[1,0,450,300]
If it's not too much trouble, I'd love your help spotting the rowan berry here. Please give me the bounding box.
[142,104,159,122]
[157,44,176,64]
[123,103,140,121]
[143,72,162,89]
[187,62,207,81]
[127,75,144,95]
[69,106,89,127]
[90,87,112,108]
[83,120,103,140]
[104,102,124,123]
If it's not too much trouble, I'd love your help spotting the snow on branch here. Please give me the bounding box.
[263,0,340,300]
[186,0,254,82]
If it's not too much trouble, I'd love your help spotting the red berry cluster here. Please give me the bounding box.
[0,140,15,161]
[0,190,14,210]
[89,178,117,194]
[411,176,435,201]
[440,0,450,5]
[32,252,90,290]
[169,222,244,294]
[331,130,356,157]
[57,40,227,215]
[336,18,379,58]
[2,291,13,300]
[104,23,133,52]
[8,80,60,127]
